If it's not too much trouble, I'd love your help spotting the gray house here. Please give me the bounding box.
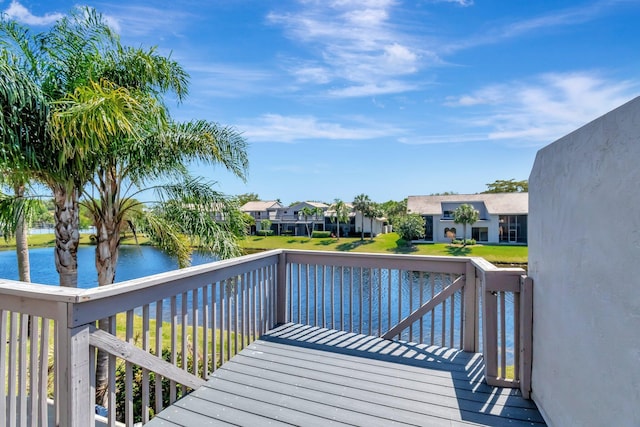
[407,193,528,243]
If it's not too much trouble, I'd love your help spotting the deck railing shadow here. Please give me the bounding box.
[0,248,533,426]
[261,322,540,424]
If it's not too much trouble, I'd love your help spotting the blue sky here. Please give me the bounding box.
[3,0,640,204]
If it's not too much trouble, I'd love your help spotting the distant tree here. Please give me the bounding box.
[352,193,371,241]
[395,214,425,243]
[260,219,272,236]
[453,204,479,246]
[430,191,458,195]
[380,199,406,225]
[483,179,528,193]
[329,199,350,239]
[300,206,322,238]
[237,192,260,206]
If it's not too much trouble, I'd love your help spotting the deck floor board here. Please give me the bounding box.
[147,323,545,426]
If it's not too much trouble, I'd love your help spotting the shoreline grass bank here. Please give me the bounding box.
[8,232,527,266]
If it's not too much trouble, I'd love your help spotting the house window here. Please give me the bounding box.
[424,216,433,240]
[472,227,488,242]
[443,210,453,219]
[444,227,457,238]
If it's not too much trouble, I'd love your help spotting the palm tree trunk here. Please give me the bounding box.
[94,173,121,407]
[52,184,80,287]
[14,184,31,283]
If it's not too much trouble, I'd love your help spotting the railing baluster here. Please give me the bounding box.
[18,314,27,427]
[348,267,353,332]
[450,292,455,348]
[234,277,239,358]
[212,282,218,372]
[500,292,507,378]
[39,318,49,425]
[419,272,424,343]
[242,272,251,348]
[409,272,415,341]
[359,268,363,334]
[192,288,199,376]
[330,266,335,329]
[108,315,117,426]
[202,286,209,379]
[125,310,134,426]
[514,290,521,381]
[226,279,232,362]
[155,299,164,414]
[297,263,302,324]
[306,264,311,326]
[368,268,373,336]
[377,269,382,337]
[321,266,326,328]
[430,274,435,345]
[9,312,18,425]
[142,303,150,424]
[29,315,39,425]
[397,271,402,340]
[0,310,6,423]
[170,296,177,404]
[441,276,446,346]
[181,292,188,396]
[339,266,344,331]
[387,269,392,336]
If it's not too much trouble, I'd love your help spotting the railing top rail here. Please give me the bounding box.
[282,249,474,273]
[0,249,283,304]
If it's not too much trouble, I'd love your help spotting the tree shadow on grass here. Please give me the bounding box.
[335,240,374,251]
[386,239,418,254]
[315,238,338,246]
[446,246,472,256]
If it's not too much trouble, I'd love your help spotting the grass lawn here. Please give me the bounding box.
[6,232,526,265]
[0,233,149,249]
[240,232,527,265]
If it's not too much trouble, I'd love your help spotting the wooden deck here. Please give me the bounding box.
[146,323,544,426]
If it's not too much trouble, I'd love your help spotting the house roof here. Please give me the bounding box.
[240,200,282,211]
[288,201,329,210]
[407,193,528,215]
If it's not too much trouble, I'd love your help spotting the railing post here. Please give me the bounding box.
[463,261,477,352]
[276,251,288,325]
[57,315,92,427]
[519,276,533,399]
[482,271,499,384]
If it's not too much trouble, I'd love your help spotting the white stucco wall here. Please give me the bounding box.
[528,97,640,426]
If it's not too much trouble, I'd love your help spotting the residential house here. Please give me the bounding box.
[407,193,528,244]
[241,201,329,236]
[240,200,283,234]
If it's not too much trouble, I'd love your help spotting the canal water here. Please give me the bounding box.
[0,245,216,288]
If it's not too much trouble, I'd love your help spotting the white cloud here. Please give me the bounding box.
[444,72,638,145]
[3,1,63,26]
[428,0,474,6]
[237,114,400,143]
[267,0,432,97]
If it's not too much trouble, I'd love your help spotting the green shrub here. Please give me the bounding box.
[453,238,476,245]
[311,231,332,238]
[256,230,274,236]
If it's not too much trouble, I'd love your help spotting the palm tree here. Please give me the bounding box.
[453,204,479,246]
[0,8,118,287]
[352,193,371,241]
[329,199,350,239]
[0,50,49,283]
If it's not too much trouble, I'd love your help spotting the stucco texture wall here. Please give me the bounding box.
[529,97,640,426]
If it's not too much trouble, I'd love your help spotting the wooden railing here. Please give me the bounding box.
[0,249,532,426]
